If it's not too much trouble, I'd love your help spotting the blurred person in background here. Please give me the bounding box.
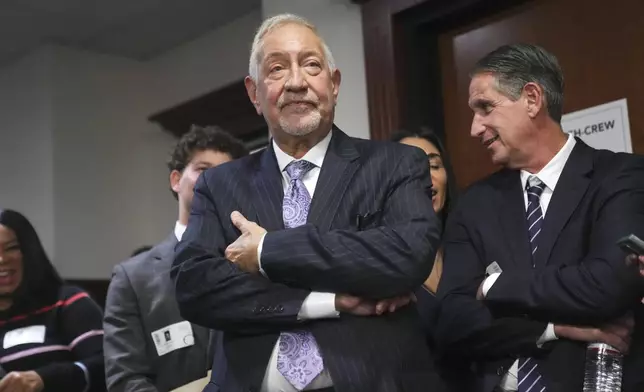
[393,128,467,392]
[103,125,248,392]
[0,209,105,392]
[391,127,456,298]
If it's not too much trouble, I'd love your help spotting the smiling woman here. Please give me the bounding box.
[0,210,106,392]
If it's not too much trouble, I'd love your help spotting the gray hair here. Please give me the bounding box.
[471,43,565,123]
[248,13,336,82]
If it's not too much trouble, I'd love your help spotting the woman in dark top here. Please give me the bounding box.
[0,209,105,392]
[391,128,457,336]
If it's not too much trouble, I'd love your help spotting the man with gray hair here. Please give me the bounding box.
[435,43,644,391]
[172,13,443,392]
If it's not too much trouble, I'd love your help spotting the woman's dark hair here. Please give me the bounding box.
[390,127,458,226]
[0,209,63,305]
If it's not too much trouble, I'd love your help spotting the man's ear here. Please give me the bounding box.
[523,82,544,119]
[245,76,262,115]
[170,170,182,194]
[330,68,341,105]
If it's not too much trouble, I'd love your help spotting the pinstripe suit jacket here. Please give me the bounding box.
[172,128,443,392]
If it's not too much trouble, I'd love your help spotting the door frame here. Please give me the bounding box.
[357,0,529,140]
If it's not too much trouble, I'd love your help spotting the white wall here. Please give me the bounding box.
[0,49,56,258]
[50,47,177,278]
[151,9,261,110]
[262,0,370,140]
[47,9,262,279]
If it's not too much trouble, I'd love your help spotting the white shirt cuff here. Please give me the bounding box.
[536,323,558,348]
[297,293,339,320]
[257,232,267,277]
[481,272,501,297]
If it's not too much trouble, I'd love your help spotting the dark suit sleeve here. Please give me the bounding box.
[172,174,312,335]
[103,265,158,392]
[434,203,550,361]
[484,159,644,320]
[260,150,441,298]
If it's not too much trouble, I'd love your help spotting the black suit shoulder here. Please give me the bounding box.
[351,136,428,161]
[202,150,262,182]
[589,147,644,178]
[450,168,512,211]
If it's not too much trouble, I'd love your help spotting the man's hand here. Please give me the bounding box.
[225,211,267,273]
[0,371,44,392]
[335,294,413,316]
[375,295,413,315]
[554,314,635,354]
[626,254,644,277]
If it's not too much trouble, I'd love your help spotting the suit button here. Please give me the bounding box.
[496,366,505,376]
[266,306,275,312]
[253,307,259,314]
[259,306,266,313]
[277,305,284,312]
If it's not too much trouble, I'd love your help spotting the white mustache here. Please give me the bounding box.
[278,96,319,108]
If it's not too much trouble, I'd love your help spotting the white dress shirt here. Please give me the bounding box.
[257,130,338,392]
[174,221,187,242]
[482,135,577,391]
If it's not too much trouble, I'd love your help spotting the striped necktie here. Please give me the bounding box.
[518,175,547,392]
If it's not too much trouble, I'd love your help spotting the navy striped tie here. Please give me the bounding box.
[526,176,545,263]
[518,175,547,392]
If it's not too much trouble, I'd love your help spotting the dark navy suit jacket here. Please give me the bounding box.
[172,128,443,392]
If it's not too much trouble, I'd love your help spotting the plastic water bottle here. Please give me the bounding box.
[583,343,623,392]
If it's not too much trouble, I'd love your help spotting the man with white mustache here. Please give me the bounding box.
[171,13,443,392]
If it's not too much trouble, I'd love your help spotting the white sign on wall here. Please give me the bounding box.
[560,98,632,153]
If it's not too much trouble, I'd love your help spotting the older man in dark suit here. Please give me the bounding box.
[172,13,442,392]
[435,44,644,392]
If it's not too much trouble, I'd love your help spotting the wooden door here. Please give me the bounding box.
[439,0,644,188]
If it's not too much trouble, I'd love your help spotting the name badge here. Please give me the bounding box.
[485,261,503,277]
[151,321,194,357]
[3,325,46,349]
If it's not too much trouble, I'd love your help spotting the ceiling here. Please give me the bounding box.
[0,0,261,66]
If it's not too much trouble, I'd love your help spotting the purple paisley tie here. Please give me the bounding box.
[277,160,324,390]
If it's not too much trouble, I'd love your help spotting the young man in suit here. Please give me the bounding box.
[171,13,443,392]
[103,125,248,392]
[435,43,644,392]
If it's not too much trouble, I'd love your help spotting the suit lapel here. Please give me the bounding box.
[250,146,285,231]
[496,170,533,267]
[535,141,593,267]
[307,128,360,232]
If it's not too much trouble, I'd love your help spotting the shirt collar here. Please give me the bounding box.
[174,221,187,241]
[272,129,333,173]
[520,134,576,192]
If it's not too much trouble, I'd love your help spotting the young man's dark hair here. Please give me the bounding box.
[168,125,249,173]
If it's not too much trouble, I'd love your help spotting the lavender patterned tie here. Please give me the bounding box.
[277,160,325,390]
